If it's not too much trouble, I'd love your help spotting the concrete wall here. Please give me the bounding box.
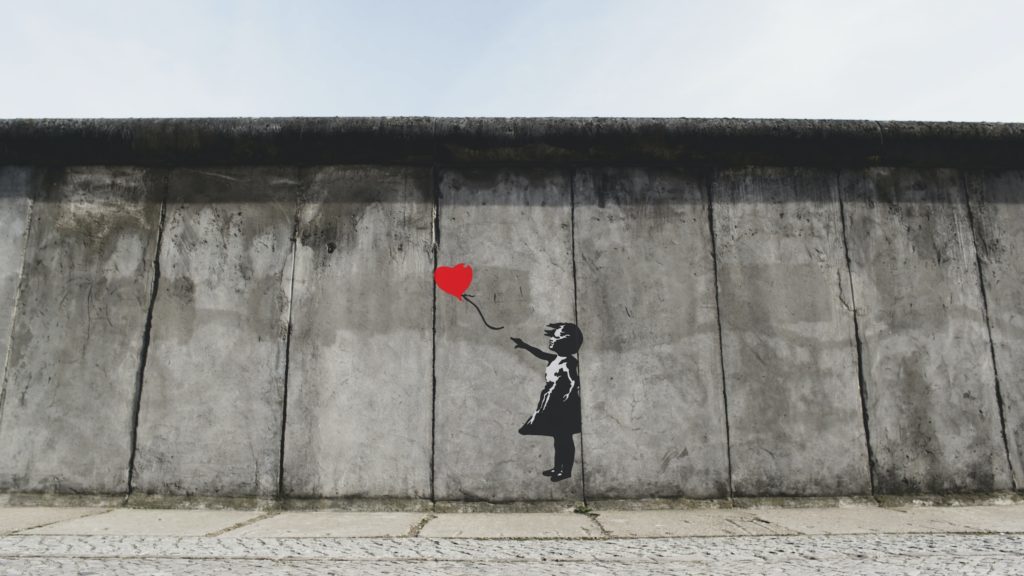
[575,168,729,500]
[840,168,1011,494]
[0,167,161,494]
[132,168,297,497]
[434,169,581,502]
[0,118,1022,503]
[283,166,434,500]
[713,167,870,497]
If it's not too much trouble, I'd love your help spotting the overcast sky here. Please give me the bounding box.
[2,0,1020,121]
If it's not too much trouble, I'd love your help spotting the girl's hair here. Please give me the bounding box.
[545,322,583,355]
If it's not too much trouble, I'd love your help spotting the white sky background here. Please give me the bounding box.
[1,0,1020,121]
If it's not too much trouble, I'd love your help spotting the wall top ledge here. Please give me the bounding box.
[2,117,1023,168]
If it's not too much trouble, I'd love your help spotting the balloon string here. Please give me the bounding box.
[463,294,504,331]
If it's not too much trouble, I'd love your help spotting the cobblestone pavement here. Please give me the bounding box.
[1,534,1022,575]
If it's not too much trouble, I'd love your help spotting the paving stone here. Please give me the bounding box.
[222,512,427,538]
[22,509,263,536]
[892,505,1024,533]
[0,508,106,536]
[418,513,602,538]
[1,555,1022,576]
[751,506,968,535]
[595,509,794,537]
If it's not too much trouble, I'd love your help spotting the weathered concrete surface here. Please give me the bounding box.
[574,168,729,499]
[712,167,870,496]
[283,166,434,499]
[5,118,1024,169]
[23,509,263,536]
[0,168,162,494]
[132,168,297,497]
[966,171,1024,489]
[595,509,793,537]
[0,507,107,535]
[222,512,427,537]
[841,167,1012,493]
[434,169,580,501]
[750,506,967,534]
[892,505,1024,533]
[0,169,32,395]
[419,513,602,538]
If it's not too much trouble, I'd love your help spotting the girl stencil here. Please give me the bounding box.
[511,323,583,482]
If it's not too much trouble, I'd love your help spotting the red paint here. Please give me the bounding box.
[434,263,473,300]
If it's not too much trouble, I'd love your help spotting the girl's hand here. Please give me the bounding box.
[511,337,526,349]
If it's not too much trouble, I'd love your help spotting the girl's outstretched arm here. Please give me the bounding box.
[510,337,556,361]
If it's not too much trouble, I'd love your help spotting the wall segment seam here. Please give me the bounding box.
[836,170,877,495]
[126,174,169,497]
[962,171,1017,491]
[705,172,734,500]
[569,167,587,506]
[430,164,440,504]
[277,189,302,498]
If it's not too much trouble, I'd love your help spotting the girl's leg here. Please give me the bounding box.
[554,434,575,474]
[542,438,559,475]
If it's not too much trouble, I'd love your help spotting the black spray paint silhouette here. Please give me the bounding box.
[513,323,583,483]
[435,264,583,482]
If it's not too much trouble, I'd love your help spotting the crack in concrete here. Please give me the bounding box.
[205,512,276,538]
[126,172,169,498]
[277,184,302,500]
[705,172,735,500]
[407,513,435,537]
[836,170,878,496]
[430,165,440,504]
[961,171,1017,491]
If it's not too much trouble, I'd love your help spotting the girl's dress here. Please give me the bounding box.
[518,356,582,437]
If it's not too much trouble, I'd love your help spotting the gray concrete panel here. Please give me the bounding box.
[0,167,162,493]
[434,169,580,501]
[132,168,297,497]
[0,168,33,395]
[713,167,870,496]
[574,168,729,499]
[841,167,1011,493]
[965,170,1024,488]
[282,166,433,498]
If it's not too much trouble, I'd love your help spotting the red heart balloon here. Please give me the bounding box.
[434,263,473,300]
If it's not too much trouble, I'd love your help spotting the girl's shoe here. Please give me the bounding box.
[550,470,572,482]
[541,468,558,476]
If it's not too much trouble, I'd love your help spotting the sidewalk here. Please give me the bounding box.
[5,503,1024,538]
[1,504,1023,574]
